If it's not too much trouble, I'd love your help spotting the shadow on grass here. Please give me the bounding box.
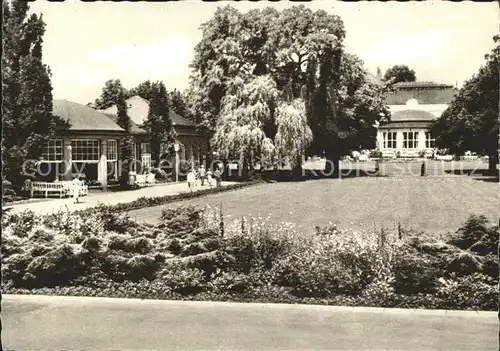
[444,168,499,183]
[254,168,388,182]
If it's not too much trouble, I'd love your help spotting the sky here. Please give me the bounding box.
[29,0,499,105]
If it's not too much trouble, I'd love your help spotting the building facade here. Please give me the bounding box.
[39,98,207,188]
[376,82,457,157]
[101,96,208,170]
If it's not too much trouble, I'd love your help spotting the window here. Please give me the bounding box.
[131,143,137,160]
[107,139,118,161]
[425,132,435,148]
[141,154,152,170]
[71,139,100,161]
[140,142,151,155]
[42,139,63,161]
[403,132,418,149]
[382,132,397,149]
[107,140,118,180]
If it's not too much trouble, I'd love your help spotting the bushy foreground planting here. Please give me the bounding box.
[2,206,498,311]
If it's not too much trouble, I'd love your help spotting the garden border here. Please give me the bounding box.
[74,181,262,215]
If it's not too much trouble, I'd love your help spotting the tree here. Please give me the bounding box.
[431,36,499,174]
[168,89,191,120]
[212,75,279,178]
[115,89,134,187]
[143,82,175,167]
[189,5,389,178]
[128,80,154,101]
[275,97,313,179]
[383,64,416,84]
[93,79,128,110]
[2,0,67,191]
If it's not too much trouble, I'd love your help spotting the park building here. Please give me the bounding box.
[38,98,207,189]
[376,81,458,158]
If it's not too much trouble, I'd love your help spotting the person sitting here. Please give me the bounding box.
[213,167,222,188]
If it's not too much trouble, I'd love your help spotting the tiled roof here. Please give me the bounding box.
[392,81,454,89]
[101,95,196,127]
[386,83,458,105]
[102,113,147,135]
[390,109,436,122]
[53,100,125,132]
[379,121,433,129]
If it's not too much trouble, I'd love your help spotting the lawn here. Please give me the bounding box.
[128,165,498,235]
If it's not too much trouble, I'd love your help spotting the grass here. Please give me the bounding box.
[128,161,498,235]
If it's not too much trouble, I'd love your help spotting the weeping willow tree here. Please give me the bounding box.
[192,5,388,179]
[274,89,312,179]
[212,75,278,178]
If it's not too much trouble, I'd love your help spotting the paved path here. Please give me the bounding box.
[4,181,237,215]
[2,295,497,350]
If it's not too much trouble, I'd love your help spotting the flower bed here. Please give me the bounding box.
[2,207,498,311]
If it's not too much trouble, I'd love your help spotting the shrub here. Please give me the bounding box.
[1,231,25,257]
[89,204,138,233]
[445,250,485,276]
[150,167,170,181]
[100,255,133,282]
[166,238,183,255]
[127,255,160,281]
[223,218,297,273]
[446,215,499,254]
[184,251,237,278]
[82,236,104,256]
[2,252,33,283]
[107,234,135,252]
[30,244,53,257]
[157,262,207,295]
[25,244,87,288]
[181,242,208,257]
[159,206,204,236]
[4,210,39,237]
[436,273,498,310]
[209,271,257,294]
[392,244,443,294]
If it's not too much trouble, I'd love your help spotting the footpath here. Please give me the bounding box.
[2,294,497,350]
[4,181,237,215]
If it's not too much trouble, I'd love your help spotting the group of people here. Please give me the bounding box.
[186,165,222,192]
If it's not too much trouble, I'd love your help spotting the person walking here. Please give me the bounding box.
[420,160,427,177]
[199,165,207,186]
[187,169,196,192]
[206,169,213,188]
[71,175,81,203]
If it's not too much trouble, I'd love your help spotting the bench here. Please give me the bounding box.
[135,174,146,187]
[145,173,156,186]
[382,150,396,159]
[31,181,70,198]
[436,155,453,161]
[30,181,88,198]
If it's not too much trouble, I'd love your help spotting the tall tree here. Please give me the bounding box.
[168,89,191,120]
[212,75,279,177]
[115,89,134,187]
[2,0,66,191]
[189,5,389,178]
[383,64,416,84]
[94,79,128,110]
[432,36,499,174]
[143,82,175,166]
[128,80,154,101]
